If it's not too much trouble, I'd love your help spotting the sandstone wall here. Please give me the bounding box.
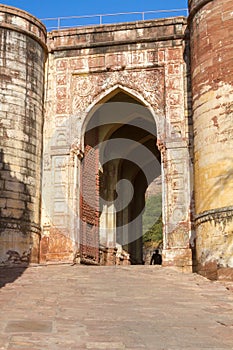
[189,0,233,279]
[0,5,47,264]
[42,17,193,269]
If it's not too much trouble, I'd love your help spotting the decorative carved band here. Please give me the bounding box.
[0,219,41,235]
[195,206,233,226]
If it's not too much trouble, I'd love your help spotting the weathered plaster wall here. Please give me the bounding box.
[189,0,233,279]
[0,5,47,264]
[42,17,193,268]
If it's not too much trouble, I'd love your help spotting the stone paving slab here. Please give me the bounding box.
[0,265,232,350]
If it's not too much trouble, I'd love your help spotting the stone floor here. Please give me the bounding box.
[0,265,232,350]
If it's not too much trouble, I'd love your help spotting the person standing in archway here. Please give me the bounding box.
[150,249,162,265]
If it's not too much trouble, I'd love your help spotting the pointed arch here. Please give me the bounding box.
[80,84,161,149]
[79,83,162,265]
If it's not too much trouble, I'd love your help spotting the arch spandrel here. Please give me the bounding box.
[72,70,164,111]
[71,69,165,142]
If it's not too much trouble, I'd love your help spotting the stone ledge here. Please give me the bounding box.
[0,5,47,51]
[217,267,233,282]
[0,4,46,37]
[50,34,185,53]
[197,262,233,281]
[0,219,41,235]
[49,17,187,36]
[195,206,233,226]
[48,17,187,52]
[188,0,213,22]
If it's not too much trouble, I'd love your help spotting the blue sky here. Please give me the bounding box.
[0,1,188,29]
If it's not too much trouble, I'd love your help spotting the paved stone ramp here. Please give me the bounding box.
[0,265,232,349]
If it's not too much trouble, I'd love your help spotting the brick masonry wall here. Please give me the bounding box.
[189,0,233,279]
[0,5,47,264]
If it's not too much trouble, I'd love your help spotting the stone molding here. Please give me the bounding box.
[48,17,187,52]
[0,219,41,235]
[188,0,213,22]
[195,206,233,226]
[0,4,47,50]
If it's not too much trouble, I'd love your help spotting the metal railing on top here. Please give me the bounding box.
[41,8,188,31]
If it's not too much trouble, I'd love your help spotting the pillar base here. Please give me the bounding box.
[217,267,233,282]
[162,248,193,273]
[0,222,41,265]
[39,227,75,264]
[196,263,233,281]
[99,246,117,266]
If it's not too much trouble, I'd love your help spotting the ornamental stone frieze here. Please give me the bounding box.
[71,68,164,115]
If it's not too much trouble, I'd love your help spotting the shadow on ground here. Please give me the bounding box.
[0,267,27,288]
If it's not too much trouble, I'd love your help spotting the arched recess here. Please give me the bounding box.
[80,84,162,150]
[79,86,162,265]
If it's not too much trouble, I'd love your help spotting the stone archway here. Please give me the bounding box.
[41,16,194,271]
[80,87,161,265]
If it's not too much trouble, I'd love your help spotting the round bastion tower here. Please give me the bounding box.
[0,6,47,264]
[188,0,233,279]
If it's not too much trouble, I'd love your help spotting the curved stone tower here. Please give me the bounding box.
[0,5,47,264]
[188,0,233,279]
